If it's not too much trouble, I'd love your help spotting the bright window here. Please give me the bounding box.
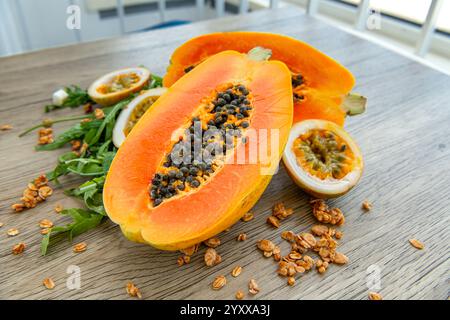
[335,0,450,34]
[436,0,450,33]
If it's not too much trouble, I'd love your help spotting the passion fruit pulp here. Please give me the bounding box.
[282,120,363,198]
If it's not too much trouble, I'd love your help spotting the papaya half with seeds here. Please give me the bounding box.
[163,32,364,126]
[104,48,293,250]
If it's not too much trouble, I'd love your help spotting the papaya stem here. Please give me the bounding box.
[342,93,367,116]
[247,47,272,61]
[19,114,92,137]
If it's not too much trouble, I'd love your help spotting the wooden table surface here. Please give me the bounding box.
[1,7,449,300]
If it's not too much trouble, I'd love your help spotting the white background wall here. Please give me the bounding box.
[0,0,218,57]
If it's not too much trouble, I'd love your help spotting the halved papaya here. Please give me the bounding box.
[163,32,356,126]
[104,48,293,250]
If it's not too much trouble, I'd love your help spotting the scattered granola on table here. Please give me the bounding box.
[248,279,260,295]
[70,140,82,152]
[204,237,221,248]
[368,292,383,300]
[272,202,294,220]
[266,202,294,228]
[409,239,425,250]
[310,199,345,225]
[204,248,222,267]
[39,219,53,229]
[178,243,199,266]
[231,266,242,277]
[362,200,373,211]
[7,228,19,236]
[241,212,254,222]
[212,275,226,290]
[126,282,142,298]
[43,278,55,290]
[54,203,64,213]
[287,277,296,286]
[73,242,87,253]
[237,233,247,241]
[180,244,199,256]
[177,255,191,266]
[94,108,105,119]
[235,290,245,300]
[0,124,13,131]
[11,175,52,212]
[38,128,54,145]
[262,212,348,287]
[257,239,275,253]
[12,243,26,255]
[267,215,280,228]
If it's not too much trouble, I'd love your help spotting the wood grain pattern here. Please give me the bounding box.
[0,7,449,300]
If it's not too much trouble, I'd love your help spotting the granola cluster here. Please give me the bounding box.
[257,220,348,286]
[38,128,54,145]
[12,243,26,255]
[43,278,55,290]
[310,199,345,225]
[70,140,88,156]
[73,242,87,253]
[126,282,142,299]
[267,202,294,228]
[11,175,52,212]
[177,243,199,266]
[94,108,105,119]
[204,247,222,267]
[0,124,13,131]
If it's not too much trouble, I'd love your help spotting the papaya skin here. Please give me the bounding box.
[104,50,293,250]
[163,32,355,126]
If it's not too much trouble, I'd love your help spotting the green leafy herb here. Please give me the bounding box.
[40,208,104,255]
[45,85,93,112]
[35,123,86,151]
[31,72,163,255]
[18,114,92,137]
[149,74,163,88]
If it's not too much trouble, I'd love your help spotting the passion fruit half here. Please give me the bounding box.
[88,67,151,106]
[112,87,167,147]
[282,119,363,198]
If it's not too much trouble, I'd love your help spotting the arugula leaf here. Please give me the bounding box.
[149,74,163,88]
[85,98,130,146]
[35,123,86,151]
[101,152,115,174]
[41,208,104,255]
[45,86,93,112]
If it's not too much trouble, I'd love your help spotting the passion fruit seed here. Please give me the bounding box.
[124,95,159,136]
[293,129,355,180]
[149,84,252,206]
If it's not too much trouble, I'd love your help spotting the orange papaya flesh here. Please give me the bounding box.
[104,50,293,250]
[163,32,355,126]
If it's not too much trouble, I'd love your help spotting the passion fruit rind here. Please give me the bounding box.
[88,67,151,106]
